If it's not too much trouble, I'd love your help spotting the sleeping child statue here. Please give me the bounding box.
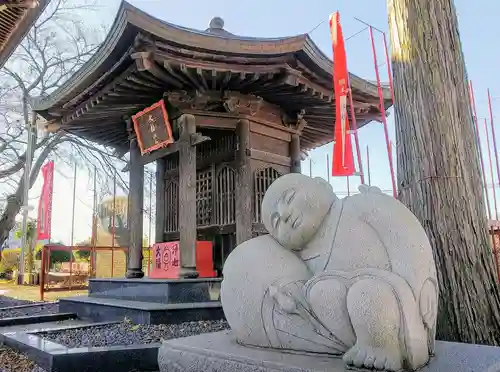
[221,173,438,371]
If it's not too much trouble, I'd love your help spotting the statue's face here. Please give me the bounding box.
[262,174,337,251]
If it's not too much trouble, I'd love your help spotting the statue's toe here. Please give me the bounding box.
[344,344,402,372]
[373,351,387,370]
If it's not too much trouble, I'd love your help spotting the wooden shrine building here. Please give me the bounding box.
[33,1,391,279]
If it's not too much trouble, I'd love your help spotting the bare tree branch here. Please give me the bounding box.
[0,0,119,247]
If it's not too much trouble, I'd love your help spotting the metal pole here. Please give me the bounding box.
[18,111,35,285]
[368,26,397,198]
[382,32,395,105]
[91,166,97,278]
[326,153,331,184]
[148,172,153,248]
[469,81,492,219]
[484,116,500,282]
[485,118,498,219]
[487,88,500,281]
[70,162,77,247]
[347,84,364,184]
[488,89,500,210]
[366,146,371,186]
[91,166,97,247]
[469,82,500,281]
[148,172,153,275]
[111,171,116,278]
[347,176,350,196]
[309,157,312,177]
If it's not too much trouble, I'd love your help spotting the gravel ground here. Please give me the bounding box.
[0,347,46,372]
[0,303,58,319]
[38,319,229,348]
[0,296,37,309]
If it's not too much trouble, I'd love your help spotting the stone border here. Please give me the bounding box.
[0,322,160,372]
[0,301,58,310]
[0,312,76,327]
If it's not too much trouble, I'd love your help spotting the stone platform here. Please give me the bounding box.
[88,277,221,303]
[59,277,224,324]
[158,331,500,372]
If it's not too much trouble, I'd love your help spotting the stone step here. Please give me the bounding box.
[88,278,221,304]
[0,318,93,335]
[59,296,224,325]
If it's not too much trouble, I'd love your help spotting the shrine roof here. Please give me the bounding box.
[32,1,392,150]
[0,0,51,68]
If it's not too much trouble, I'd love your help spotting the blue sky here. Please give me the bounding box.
[21,0,500,244]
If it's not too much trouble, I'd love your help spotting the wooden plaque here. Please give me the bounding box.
[131,99,174,155]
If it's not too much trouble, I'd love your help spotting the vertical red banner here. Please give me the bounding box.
[37,161,54,241]
[329,12,355,177]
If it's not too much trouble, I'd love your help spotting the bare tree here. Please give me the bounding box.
[387,0,500,344]
[0,0,127,248]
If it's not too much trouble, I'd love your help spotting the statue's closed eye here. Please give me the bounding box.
[283,189,296,204]
[271,213,280,230]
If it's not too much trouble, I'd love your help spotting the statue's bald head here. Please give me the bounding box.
[262,173,337,250]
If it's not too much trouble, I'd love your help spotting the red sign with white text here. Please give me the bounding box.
[329,12,355,176]
[149,241,216,279]
[37,161,54,241]
[150,241,180,279]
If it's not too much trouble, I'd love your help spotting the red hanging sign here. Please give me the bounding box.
[131,99,174,155]
[329,12,355,176]
[37,161,54,241]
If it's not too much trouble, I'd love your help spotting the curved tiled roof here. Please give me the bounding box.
[33,1,391,150]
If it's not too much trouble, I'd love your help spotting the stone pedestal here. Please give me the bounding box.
[158,331,500,372]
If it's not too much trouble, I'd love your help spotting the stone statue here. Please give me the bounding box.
[221,173,438,371]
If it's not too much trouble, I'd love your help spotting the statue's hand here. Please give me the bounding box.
[269,285,297,313]
[358,184,383,195]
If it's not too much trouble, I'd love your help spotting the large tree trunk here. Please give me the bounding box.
[387,0,500,344]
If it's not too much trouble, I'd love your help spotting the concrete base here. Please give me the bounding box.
[158,331,500,372]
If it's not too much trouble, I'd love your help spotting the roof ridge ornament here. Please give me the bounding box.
[209,17,224,30]
[205,16,234,36]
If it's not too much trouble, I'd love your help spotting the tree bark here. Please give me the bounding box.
[387,0,500,344]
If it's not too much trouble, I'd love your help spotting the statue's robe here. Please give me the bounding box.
[301,189,438,367]
[221,188,437,369]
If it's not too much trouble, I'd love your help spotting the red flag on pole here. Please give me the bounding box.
[37,161,54,241]
[329,12,355,177]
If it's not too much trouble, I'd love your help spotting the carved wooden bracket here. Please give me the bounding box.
[222,91,263,116]
[167,90,221,111]
[282,109,307,132]
[166,90,265,116]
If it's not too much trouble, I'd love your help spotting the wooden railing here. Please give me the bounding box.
[39,245,152,301]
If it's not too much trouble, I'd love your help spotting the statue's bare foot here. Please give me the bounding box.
[343,344,402,371]
[345,278,403,371]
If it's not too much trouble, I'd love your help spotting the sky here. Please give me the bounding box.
[10,0,500,245]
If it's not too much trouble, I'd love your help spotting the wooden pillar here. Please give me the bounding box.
[155,157,166,243]
[290,134,301,173]
[178,114,198,278]
[126,121,145,279]
[236,119,253,244]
